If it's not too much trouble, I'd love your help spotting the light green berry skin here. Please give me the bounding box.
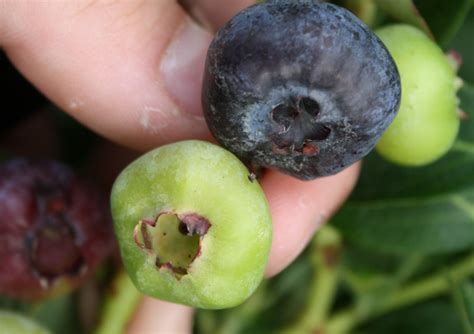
[0,311,50,334]
[375,24,460,166]
[111,140,272,309]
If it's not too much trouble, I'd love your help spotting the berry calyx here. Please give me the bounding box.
[0,159,113,300]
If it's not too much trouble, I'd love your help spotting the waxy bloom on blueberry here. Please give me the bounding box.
[202,0,401,180]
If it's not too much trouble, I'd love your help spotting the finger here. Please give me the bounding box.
[126,297,193,334]
[262,163,361,277]
[0,1,258,151]
[1,1,215,151]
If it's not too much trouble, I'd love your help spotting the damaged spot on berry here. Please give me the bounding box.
[298,97,320,117]
[179,213,211,236]
[133,212,210,279]
[28,223,84,279]
[272,104,299,130]
[26,182,85,280]
[269,96,332,156]
[308,124,331,141]
[301,141,320,156]
[178,220,189,236]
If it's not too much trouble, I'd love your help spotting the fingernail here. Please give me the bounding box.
[161,20,212,116]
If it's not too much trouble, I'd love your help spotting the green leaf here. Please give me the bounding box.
[375,0,432,37]
[454,280,474,332]
[414,0,474,47]
[462,281,474,326]
[333,83,474,255]
[0,311,51,334]
[29,296,81,334]
[341,244,401,294]
[0,294,81,334]
[448,9,474,83]
[360,300,464,334]
[376,0,473,47]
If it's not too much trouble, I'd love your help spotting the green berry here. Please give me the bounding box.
[111,140,272,309]
[0,311,50,334]
[375,24,460,166]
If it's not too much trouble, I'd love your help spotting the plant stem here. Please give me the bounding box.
[449,276,474,334]
[93,271,142,334]
[342,254,423,296]
[327,253,474,333]
[378,254,474,315]
[213,281,270,334]
[282,225,342,333]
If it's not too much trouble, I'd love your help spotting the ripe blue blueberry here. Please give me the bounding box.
[202,0,401,179]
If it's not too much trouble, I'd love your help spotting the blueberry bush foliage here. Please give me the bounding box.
[1,1,474,333]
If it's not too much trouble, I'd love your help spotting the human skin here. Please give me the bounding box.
[0,0,360,332]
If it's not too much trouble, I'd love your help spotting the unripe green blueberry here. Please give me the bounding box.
[0,311,50,334]
[111,140,272,309]
[375,24,460,166]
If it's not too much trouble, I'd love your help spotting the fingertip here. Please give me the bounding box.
[262,163,361,277]
[126,297,194,333]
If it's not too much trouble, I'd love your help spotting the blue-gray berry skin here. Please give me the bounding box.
[202,0,401,180]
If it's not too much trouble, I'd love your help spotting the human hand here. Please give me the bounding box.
[1,1,360,332]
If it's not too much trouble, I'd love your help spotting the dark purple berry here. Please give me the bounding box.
[202,0,401,179]
[0,159,114,300]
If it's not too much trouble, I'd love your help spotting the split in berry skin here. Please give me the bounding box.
[202,0,401,180]
[0,159,114,301]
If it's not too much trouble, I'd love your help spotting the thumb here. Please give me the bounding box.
[1,1,212,150]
